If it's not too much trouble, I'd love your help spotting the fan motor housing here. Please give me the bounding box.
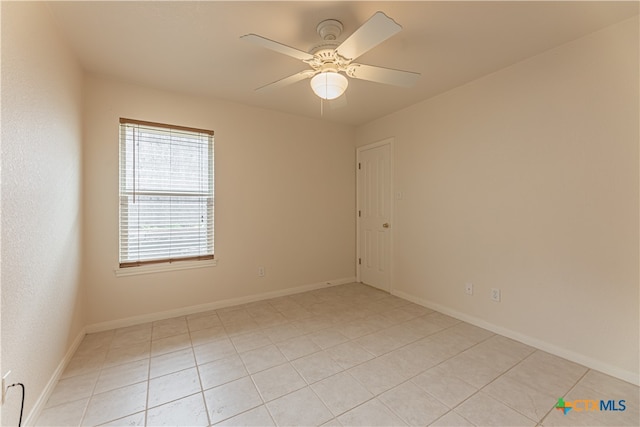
[316,19,343,41]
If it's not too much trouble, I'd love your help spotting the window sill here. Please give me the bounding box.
[114,258,218,277]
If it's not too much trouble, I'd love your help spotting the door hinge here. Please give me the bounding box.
[358,258,362,265]
[358,210,361,217]
[358,162,361,170]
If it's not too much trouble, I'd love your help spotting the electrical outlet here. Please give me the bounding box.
[491,288,501,302]
[257,266,265,277]
[2,370,11,405]
[465,282,473,295]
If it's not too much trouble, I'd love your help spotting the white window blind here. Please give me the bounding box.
[119,118,214,268]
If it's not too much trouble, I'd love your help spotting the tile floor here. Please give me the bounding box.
[36,283,639,426]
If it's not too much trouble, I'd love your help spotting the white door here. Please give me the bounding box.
[357,141,392,292]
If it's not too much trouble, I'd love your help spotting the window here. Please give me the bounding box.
[119,118,214,268]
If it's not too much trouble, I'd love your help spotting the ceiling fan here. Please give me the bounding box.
[240,11,420,100]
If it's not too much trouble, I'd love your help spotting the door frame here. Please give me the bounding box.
[356,137,394,293]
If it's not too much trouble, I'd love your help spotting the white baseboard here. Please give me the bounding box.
[24,327,87,426]
[392,289,639,387]
[86,276,357,333]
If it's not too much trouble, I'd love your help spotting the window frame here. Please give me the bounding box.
[117,117,215,271]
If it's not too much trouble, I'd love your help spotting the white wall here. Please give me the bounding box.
[356,17,639,383]
[83,76,356,325]
[1,2,86,425]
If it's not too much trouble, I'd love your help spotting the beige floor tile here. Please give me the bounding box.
[148,367,201,408]
[262,323,304,343]
[294,315,335,334]
[378,381,449,426]
[403,338,459,367]
[438,352,509,388]
[193,338,236,365]
[36,398,88,427]
[279,307,314,321]
[311,371,373,417]
[540,405,614,427]
[146,393,209,426]
[94,358,149,394]
[348,356,407,396]
[484,375,557,422]
[98,411,145,426]
[187,313,222,332]
[150,347,196,378]
[577,369,639,400]
[111,323,152,349]
[355,331,405,357]
[423,312,460,328]
[411,366,477,408]
[78,330,115,353]
[215,405,276,426]
[320,418,343,427]
[427,330,477,355]
[82,382,147,426]
[45,371,98,408]
[400,316,446,337]
[245,301,279,316]
[152,317,189,340]
[103,341,151,367]
[251,312,288,328]
[276,335,322,361]
[339,319,379,340]
[402,302,434,316]
[378,323,425,347]
[360,314,397,330]
[292,351,344,384]
[230,330,272,353]
[252,363,307,402]
[190,326,228,347]
[240,345,288,374]
[448,322,494,343]
[429,411,474,426]
[325,341,375,370]
[455,392,536,427]
[199,354,248,390]
[381,307,419,323]
[266,387,333,426]
[218,309,253,324]
[150,333,191,357]
[504,351,588,397]
[478,335,535,361]
[61,351,107,379]
[204,377,263,424]
[308,329,349,349]
[337,398,407,426]
[224,318,261,336]
[381,345,436,377]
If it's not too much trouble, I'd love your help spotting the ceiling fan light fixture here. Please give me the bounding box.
[310,72,348,100]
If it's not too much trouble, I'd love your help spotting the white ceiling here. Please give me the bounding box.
[48,1,638,126]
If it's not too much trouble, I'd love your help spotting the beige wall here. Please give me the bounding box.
[83,76,356,325]
[356,16,639,382]
[1,2,86,425]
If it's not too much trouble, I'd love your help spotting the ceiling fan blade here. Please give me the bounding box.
[335,12,402,61]
[256,70,316,92]
[241,34,314,61]
[347,63,420,87]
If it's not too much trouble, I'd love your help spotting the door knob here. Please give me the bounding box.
[383,223,390,228]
